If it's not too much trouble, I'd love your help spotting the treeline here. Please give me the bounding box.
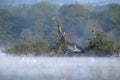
[0,1,120,55]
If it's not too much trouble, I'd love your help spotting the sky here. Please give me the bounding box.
[0,0,120,5]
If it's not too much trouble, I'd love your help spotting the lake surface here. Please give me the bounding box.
[0,51,120,80]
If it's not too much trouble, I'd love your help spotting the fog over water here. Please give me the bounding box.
[0,50,120,80]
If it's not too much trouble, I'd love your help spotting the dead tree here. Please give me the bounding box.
[54,18,62,35]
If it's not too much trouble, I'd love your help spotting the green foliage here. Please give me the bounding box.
[31,38,47,55]
[58,3,88,38]
[28,1,59,39]
[6,38,47,56]
[0,3,120,42]
[20,29,33,40]
[0,2,120,56]
[0,9,13,40]
[52,36,70,53]
[89,33,114,56]
[6,40,31,55]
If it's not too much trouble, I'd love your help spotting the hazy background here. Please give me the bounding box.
[0,0,120,5]
[0,0,120,55]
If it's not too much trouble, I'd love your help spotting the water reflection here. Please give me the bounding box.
[0,51,120,80]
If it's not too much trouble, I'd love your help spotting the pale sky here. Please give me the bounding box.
[1,0,120,5]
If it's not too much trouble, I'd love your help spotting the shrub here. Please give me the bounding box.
[6,38,47,56]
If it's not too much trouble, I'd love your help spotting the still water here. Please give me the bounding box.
[0,51,120,80]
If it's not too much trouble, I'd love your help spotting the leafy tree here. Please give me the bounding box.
[58,3,88,38]
[89,33,114,56]
[31,37,47,55]
[84,19,103,37]
[28,1,59,39]
[0,9,13,43]
[20,29,33,40]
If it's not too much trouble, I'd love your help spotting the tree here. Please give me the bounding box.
[84,19,103,37]
[0,9,13,45]
[20,29,33,40]
[89,33,114,56]
[58,3,90,43]
[49,19,70,54]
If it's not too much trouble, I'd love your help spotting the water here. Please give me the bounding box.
[0,50,120,80]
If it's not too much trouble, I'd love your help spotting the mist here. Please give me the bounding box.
[0,50,120,80]
[0,0,120,79]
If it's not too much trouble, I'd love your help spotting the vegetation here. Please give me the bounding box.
[6,38,47,56]
[88,33,114,56]
[0,1,120,56]
[114,41,120,54]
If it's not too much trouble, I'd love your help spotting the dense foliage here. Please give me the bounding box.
[88,33,114,56]
[6,38,47,56]
[0,1,120,56]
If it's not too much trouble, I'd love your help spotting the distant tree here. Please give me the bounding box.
[0,9,13,44]
[58,3,89,41]
[20,29,33,40]
[84,19,103,37]
[49,19,70,54]
[89,32,114,56]
[28,1,59,39]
